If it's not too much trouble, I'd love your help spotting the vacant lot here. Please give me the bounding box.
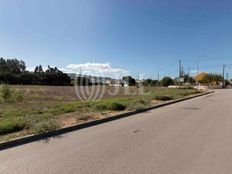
[0,85,201,142]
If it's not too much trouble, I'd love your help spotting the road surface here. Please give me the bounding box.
[1,89,232,174]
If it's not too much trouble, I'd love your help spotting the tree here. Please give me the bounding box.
[201,73,223,85]
[183,75,196,84]
[143,79,158,86]
[225,80,230,86]
[41,66,71,86]
[75,76,91,86]
[0,58,26,74]
[0,57,71,86]
[34,65,44,74]
[195,73,207,82]
[160,77,174,87]
[19,72,36,85]
[0,73,19,84]
[122,76,136,86]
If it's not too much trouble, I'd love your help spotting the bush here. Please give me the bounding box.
[110,102,126,111]
[0,73,19,84]
[128,103,146,111]
[95,103,108,111]
[32,119,59,134]
[122,76,136,86]
[95,102,126,111]
[160,77,174,87]
[127,99,150,111]
[155,95,173,101]
[61,104,76,113]
[0,85,23,103]
[19,72,35,85]
[136,99,150,105]
[0,85,11,102]
[0,118,26,135]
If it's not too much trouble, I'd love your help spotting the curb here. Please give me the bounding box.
[0,91,214,151]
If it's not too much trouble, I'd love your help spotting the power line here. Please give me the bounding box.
[188,64,222,70]
[158,61,177,71]
[149,56,232,80]
[182,56,232,63]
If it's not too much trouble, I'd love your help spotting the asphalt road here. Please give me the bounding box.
[1,89,232,174]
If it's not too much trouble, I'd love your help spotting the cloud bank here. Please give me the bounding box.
[62,63,129,78]
[27,63,130,78]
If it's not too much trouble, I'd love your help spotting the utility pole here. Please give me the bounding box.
[226,73,229,81]
[157,68,160,87]
[222,64,225,88]
[179,60,182,88]
[137,74,140,88]
[187,67,190,83]
[181,65,184,76]
[196,64,199,86]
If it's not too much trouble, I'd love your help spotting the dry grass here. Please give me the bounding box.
[0,85,201,142]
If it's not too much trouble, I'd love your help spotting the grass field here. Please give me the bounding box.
[0,85,202,142]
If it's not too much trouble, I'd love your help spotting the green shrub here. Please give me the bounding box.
[13,90,24,102]
[0,85,23,103]
[95,102,126,111]
[160,77,174,87]
[95,103,108,111]
[0,118,26,135]
[110,102,126,111]
[127,99,150,111]
[128,103,146,111]
[155,95,173,101]
[61,104,76,113]
[183,86,194,89]
[32,119,59,134]
[0,85,11,102]
[136,99,150,105]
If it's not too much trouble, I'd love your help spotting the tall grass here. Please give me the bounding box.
[0,85,23,103]
[0,118,26,135]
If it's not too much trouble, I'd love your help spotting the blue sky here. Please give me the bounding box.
[1,0,232,78]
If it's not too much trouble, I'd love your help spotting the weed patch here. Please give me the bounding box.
[0,85,23,103]
[0,118,26,135]
[154,95,173,101]
[31,119,59,134]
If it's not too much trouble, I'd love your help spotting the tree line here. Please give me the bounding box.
[0,57,227,87]
[0,57,71,85]
[142,73,227,87]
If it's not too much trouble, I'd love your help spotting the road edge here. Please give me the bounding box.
[0,91,214,151]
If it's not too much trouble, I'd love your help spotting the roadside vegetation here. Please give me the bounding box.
[0,57,204,141]
[0,85,24,103]
[0,85,202,141]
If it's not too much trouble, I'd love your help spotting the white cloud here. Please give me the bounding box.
[26,67,36,72]
[26,66,49,72]
[27,63,130,78]
[62,62,129,78]
[191,69,198,73]
[191,69,202,74]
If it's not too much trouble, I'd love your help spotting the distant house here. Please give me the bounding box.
[106,79,129,87]
[68,74,112,85]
